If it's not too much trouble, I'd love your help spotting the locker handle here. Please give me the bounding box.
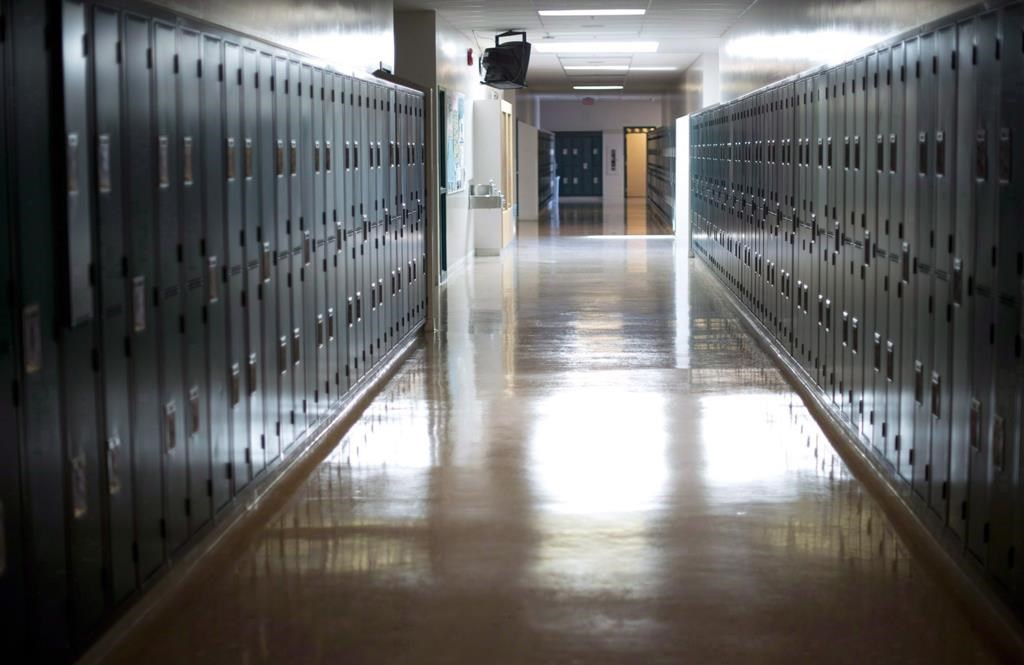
[292,329,301,365]
[370,283,377,310]
[336,223,344,252]
[347,298,354,327]
[376,144,381,168]
[325,141,332,172]
[377,281,384,304]
[356,293,363,320]
[889,134,898,173]
[886,342,895,382]
[278,337,288,374]
[397,268,402,292]
[261,242,272,282]
[391,271,397,296]
[328,308,335,340]
[164,402,177,452]
[901,244,911,283]
[851,318,859,353]
[354,143,359,169]
[316,314,325,347]
[230,363,241,406]
[189,387,201,435]
[244,138,253,179]
[275,140,285,177]
[345,143,351,170]
[993,415,1006,469]
[207,257,219,304]
[106,437,122,496]
[314,140,321,172]
[226,137,237,181]
[876,135,883,173]
[975,129,988,182]
[952,259,963,306]
[969,399,982,451]
[914,362,924,404]
[931,373,941,418]
[999,128,1012,183]
[290,140,298,175]
[303,231,312,266]
[873,333,882,370]
[247,354,257,396]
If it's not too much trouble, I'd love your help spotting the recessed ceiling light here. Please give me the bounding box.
[563,65,678,71]
[539,9,646,16]
[564,65,629,71]
[535,41,658,54]
[573,85,624,90]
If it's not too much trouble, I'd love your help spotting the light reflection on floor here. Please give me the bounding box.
[103,203,1001,664]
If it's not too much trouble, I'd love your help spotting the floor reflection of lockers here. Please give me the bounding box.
[555,132,602,197]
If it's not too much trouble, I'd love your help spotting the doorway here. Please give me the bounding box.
[624,127,653,199]
[437,88,448,278]
[554,132,602,198]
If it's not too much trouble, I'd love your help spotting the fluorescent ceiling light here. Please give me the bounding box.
[536,41,658,54]
[564,65,677,71]
[573,85,624,90]
[564,65,629,71]
[539,9,646,16]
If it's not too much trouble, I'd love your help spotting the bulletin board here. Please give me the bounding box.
[446,92,466,193]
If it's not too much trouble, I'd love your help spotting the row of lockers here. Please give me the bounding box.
[690,3,1024,609]
[647,126,676,233]
[0,0,428,659]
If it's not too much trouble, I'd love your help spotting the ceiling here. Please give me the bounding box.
[394,0,754,93]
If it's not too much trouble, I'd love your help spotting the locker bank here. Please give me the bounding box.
[3,0,1024,663]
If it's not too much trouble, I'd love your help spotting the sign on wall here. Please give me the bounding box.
[605,146,618,175]
[446,92,466,193]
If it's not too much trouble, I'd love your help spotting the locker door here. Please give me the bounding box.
[178,29,211,531]
[929,25,957,527]
[345,76,362,386]
[396,93,409,340]
[61,0,104,646]
[356,80,369,380]
[366,84,380,370]
[201,34,231,511]
[300,64,315,428]
[910,33,936,498]
[258,51,280,465]
[812,72,829,385]
[996,5,1024,592]
[242,47,264,476]
[826,66,842,403]
[10,1,70,654]
[224,42,248,492]
[379,86,392,354]
[0,0,26,650]
[312,67,327,420]
[332,74,349,397]
[323,73,338,406]
[93,8,137,604]
[124,13,165,581]
[963,13,999,559]
[893,40,918,482]
[417,96,427,319]
[384,88,397,351]
[153,20,188,554]
[274,56,294,453]
[287,59,305,444]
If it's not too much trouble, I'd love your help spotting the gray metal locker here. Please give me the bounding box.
[995,5,1023,592]
[272,56,293,453]
[312,67,328,421]
[201,34,231,511]
[258,50,280,467]
[10,0,70,654]
[61,0,105,647]
[124,12,165,581]
[242,46,264,477]
[0,0,26,651]
[93,6,137,604]
[300,63,316,429]
[287,59,305,445]
[929,24,958,527]
[224,41,248,492]
[345,76,361,387]
[153,20,188,554]
[332,73,350,397]
[323,72,339,406]
[178,28,212,532]
[964,12,1000,560]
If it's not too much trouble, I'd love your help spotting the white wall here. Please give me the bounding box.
[517,122,540,220]
[537,97,663,133]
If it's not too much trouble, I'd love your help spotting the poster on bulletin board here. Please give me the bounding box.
[446,92,466,193]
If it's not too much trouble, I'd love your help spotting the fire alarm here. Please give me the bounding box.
[467,48,474,66]
[582,97,595,106]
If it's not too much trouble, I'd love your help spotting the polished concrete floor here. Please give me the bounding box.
[102,204,1001,664]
